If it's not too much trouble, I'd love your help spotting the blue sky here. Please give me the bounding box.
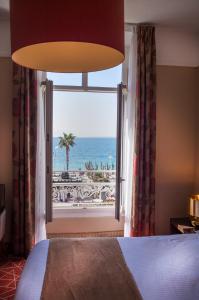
[47,65,122,138]
[47,64,122,87]
[53,91,117,137]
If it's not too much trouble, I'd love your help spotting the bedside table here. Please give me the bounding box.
[170,217,195,234]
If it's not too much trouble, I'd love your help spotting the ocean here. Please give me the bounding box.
[53,137,116,171]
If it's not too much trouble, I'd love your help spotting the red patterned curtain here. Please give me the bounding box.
[12,64,37,256]
[131,26,156,236]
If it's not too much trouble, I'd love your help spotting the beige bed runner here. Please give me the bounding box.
[41,238,142,300]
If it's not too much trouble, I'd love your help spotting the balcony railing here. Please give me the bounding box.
[52,170,116,208]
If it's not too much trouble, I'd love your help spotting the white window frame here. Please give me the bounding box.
[48,71,124,219]
[53,72,118,93]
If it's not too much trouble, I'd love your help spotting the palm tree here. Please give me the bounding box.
[58,133,76,171]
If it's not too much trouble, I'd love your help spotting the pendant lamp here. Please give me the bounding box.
[10,0,124,73]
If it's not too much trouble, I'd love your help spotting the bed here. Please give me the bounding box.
[15,234,199,300]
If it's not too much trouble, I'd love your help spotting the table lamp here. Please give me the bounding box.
[189,195,199,226]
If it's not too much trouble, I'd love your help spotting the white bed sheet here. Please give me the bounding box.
[15,234,199,300]
[118,234,199,300]
[15,239,49,300]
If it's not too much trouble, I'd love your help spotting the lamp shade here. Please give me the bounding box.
[10,0,124,73]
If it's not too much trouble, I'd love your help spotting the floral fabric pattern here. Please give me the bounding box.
[12,64,37,256]
[131,26,156,236]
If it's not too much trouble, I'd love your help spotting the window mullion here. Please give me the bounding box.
[82,72,88,89]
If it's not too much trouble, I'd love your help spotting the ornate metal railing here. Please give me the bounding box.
[52,170,116,206]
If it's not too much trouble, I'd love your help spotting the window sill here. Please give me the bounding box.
[53,206,115,218]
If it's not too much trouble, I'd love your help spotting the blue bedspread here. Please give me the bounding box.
[15,234,199,300]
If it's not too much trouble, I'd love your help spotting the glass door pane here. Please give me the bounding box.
[47,72,82,86]
[52,91,117,211]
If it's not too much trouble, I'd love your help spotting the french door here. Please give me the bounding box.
[44,80,125,222]
[115,83,126,220]
[42,79,53,223]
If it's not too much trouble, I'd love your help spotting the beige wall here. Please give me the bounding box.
[47,216,124,234]
[0,58,12,240]
[194,68,199,192]
[156,65,198,234]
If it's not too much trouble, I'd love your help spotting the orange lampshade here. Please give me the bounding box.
[10,0,124,73]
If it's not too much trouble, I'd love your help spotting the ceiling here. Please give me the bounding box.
[125,0,199,33]
[0,0,9,20]
[0,0,199,33]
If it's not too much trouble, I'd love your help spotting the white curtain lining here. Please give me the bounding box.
[35,71,47,244]
[124,26,137,236]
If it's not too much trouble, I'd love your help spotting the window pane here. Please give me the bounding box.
[47,72,82,86]
[88,64,122,87]
[52,91,117,209]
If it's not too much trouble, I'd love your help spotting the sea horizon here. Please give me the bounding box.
[53,136,116,171]
[53,136,116,138]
